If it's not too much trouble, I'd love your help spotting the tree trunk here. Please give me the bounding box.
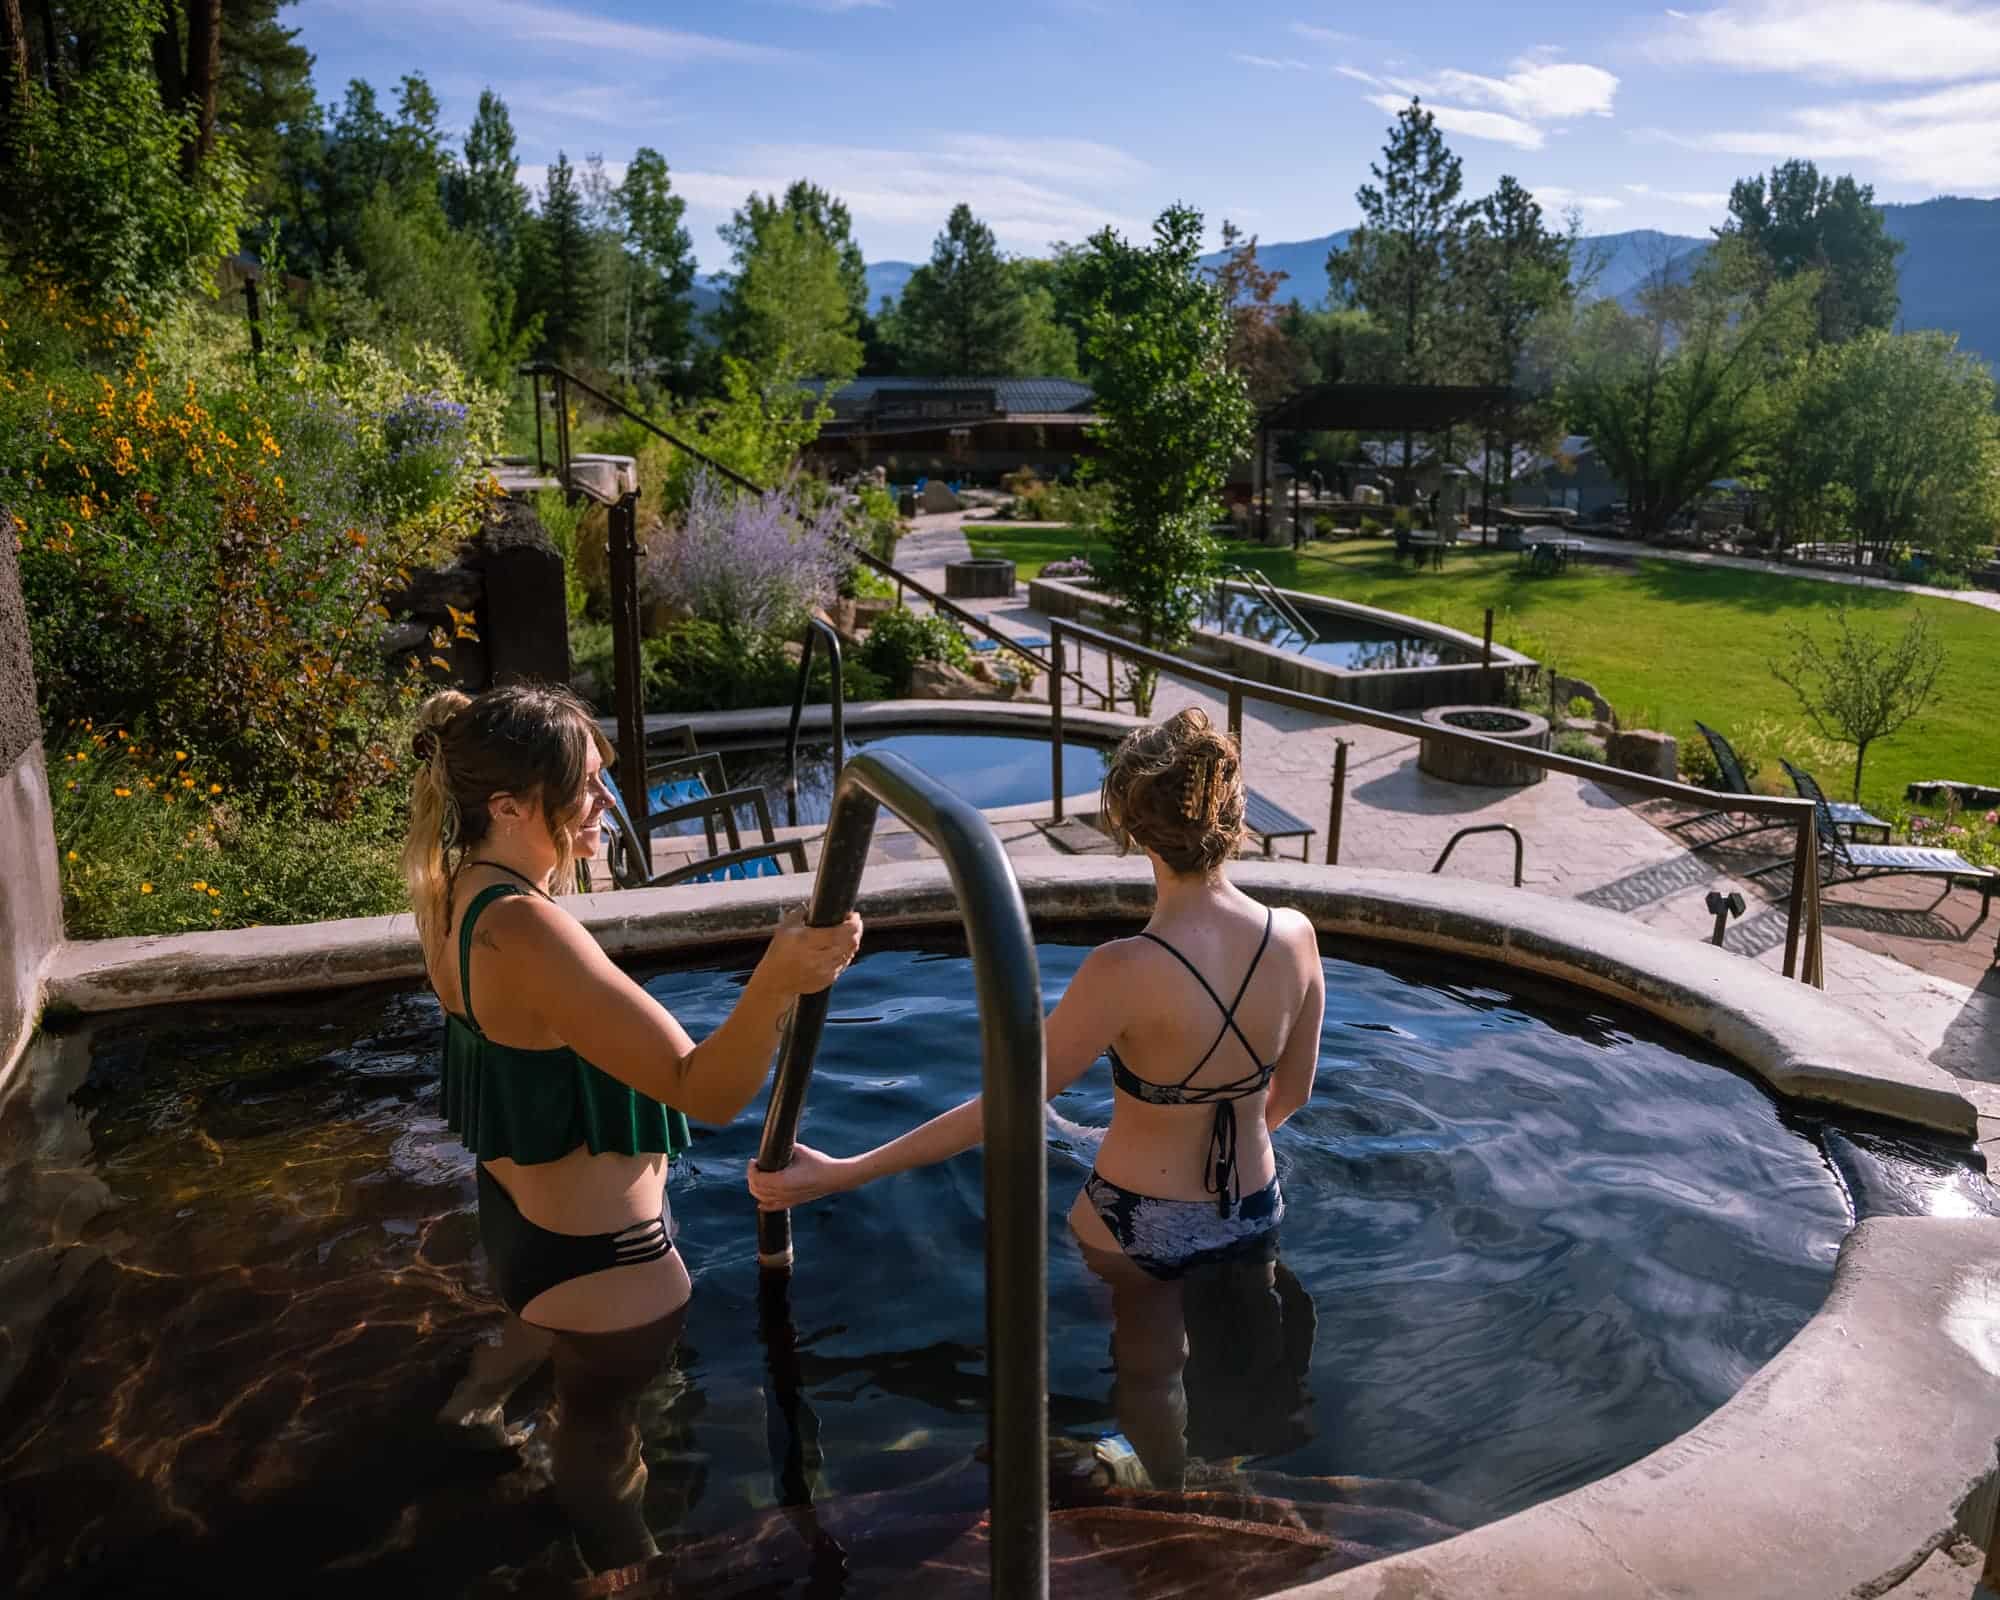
[1,0,29,129]
[176,0,221,177]
[1851,740,1867,804]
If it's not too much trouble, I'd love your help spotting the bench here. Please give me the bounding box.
[1245,789,1315,860]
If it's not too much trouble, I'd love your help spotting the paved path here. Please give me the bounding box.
[855,508,1996,1088]
[1559,532,2000,614]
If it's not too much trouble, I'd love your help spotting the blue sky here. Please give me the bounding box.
[289,0,2000,271]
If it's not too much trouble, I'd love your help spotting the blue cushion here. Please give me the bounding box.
[686,853,785,884]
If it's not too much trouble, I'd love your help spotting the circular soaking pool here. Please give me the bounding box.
[1,918,1934,1598]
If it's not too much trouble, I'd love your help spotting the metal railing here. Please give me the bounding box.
[1218,566,1320,650]
[1433,823,1525,887]
[1049,615,1826,986]
[751,751,1050,1597]
[785,616,848,830]
[521,363,1110,713]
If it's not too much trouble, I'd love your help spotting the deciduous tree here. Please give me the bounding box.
[1770,606,1946,801]
[1080,203,1253,711]
[1718,160,1902,345]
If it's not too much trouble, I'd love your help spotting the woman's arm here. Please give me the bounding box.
[484,896,862,1126]
[1265,916,1325,1133]
[745,941,1134,1209]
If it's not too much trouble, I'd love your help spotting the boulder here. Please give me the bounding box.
[1552,673,1614,725]
[1606,729,1677,782]
[909,659,1015,701]
[920,480,962,514]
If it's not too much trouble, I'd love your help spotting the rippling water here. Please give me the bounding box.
[0,931,1951,1597]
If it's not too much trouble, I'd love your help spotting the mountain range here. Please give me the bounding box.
[688,196,1998,369]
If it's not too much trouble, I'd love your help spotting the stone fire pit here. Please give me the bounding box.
[1418,705,1551,786]
[944,558,1016,599]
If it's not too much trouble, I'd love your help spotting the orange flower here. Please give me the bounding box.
[140,883,154,895]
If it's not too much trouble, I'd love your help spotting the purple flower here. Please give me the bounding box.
[643,470,844,637]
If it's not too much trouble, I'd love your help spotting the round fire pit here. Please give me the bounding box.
[1419,705,1551,787]
[944,558,1016,599]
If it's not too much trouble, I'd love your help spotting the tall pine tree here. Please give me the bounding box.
[616,147,696,383]
[891,203,1029,375]
[1718,160,1902,345]
[1327,99,1470,499]
[528,151,597,360]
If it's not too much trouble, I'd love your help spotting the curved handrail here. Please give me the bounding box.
[752,750,1049,1598]
[785,616,847,829]
[1431,822,1525,886]
[1219,565,1319,649]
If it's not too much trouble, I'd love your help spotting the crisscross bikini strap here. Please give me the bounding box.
[456,883,530,1036]
[1137,905,1276,1086]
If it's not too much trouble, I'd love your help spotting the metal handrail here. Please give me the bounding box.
[785,616,847,830]
[1220,565,1319,649]
[1049,615,1826,985]
[752,751,1049,1597]
[1432,823,1525,886]
[522,361,765,495]
[521,361,1109,712]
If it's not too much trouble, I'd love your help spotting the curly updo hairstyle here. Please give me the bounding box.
[401,684,612,952]
[1099,708,1245,876]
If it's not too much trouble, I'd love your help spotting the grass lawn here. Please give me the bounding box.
[967,525,2000,814]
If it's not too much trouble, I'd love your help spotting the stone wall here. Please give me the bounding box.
[0,534,64,1084]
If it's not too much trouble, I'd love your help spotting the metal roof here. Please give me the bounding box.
[1260,382,1525,433]
[802,377,1095,418]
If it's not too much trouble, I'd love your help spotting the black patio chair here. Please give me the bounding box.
[583,770,805,891]
[1747,786,1997,919]
[1675,723,1889,850]
[1777,760,1892,843]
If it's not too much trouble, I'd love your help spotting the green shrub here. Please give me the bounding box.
[641,620,885,713]
[1552,730,1604,764]
[534,489,593,620]
[1566,696,1596,720]
[851,481,905,564]
[4,285,496,819]
[858,607,970,695]
[50,733,405,936]
[1358,515,1384,537]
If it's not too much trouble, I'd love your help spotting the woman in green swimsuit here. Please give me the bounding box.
[403,684,860,1572]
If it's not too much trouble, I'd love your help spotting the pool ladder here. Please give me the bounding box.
[1218,566,1319,653]
[782,615,848,829]
[751,749,1051,1598]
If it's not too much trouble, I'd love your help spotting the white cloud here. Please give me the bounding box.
[1431,60,1618,119]
[319,0,788,64]
[1289,22,1356,45]
[1340,52,1618,148]
[663,137,1146,250]
[1532,185,1627,215]
[1650,0,2000,84]
[1364,92,1546,148]
[1235,53,1315,71]
[1624,182,1729,209]
[1657,77,2000,188]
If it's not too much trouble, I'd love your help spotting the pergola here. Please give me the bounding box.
[1253,381,1526,539]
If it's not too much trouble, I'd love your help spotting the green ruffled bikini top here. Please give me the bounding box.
[439,877,691,1166]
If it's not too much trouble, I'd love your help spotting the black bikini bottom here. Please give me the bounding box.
[476,1163,673,1315]
[1082,1171,1283,1281]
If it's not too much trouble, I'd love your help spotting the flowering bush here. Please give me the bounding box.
[49,725,405,937]
[2,282,496,816]
[642,469,844,640]
[1042,555,1096,580]
[858,607,971,695]
[1891,802,2000,869]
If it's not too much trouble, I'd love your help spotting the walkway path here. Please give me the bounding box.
[861,508,1997,1090]
[1560,532,2000,614]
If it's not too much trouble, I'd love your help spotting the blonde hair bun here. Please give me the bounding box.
[1100,708,1245,875]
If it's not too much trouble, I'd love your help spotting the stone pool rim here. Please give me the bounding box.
[22,857,1999,1598]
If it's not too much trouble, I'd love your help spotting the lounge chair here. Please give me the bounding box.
[1675,723,1888,847]
[586,769,805,891]
[1776,760,1892,843]
[1747,786,1997,918]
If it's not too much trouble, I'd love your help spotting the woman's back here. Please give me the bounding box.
[1091,889,1317,1205]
